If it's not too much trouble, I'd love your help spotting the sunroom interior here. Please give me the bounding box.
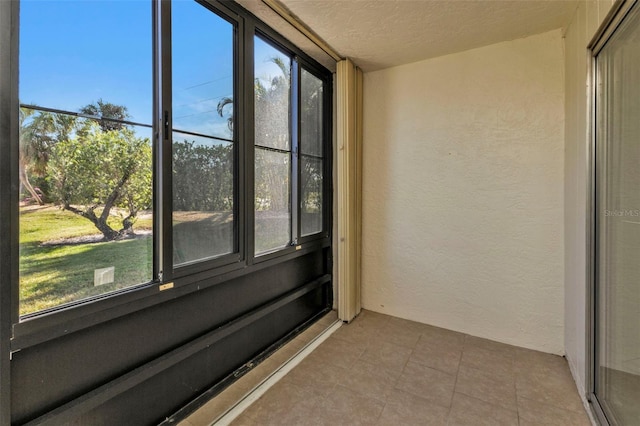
[0,0,639,425]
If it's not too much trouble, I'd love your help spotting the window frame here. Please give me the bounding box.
[163,0,246,281]
[296,58,332,246]
[10,0,333,351]
[251,31,332,264]
[252,32,295,258]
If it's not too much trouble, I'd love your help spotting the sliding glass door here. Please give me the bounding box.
[594,3,640,424]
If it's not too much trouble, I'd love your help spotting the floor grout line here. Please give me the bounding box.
[211,319,343,426]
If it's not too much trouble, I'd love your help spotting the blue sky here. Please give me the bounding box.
[20,1,153,125]
[20,0,286,142]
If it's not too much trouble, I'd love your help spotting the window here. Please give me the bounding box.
[253,38,330,256]
[171,1,237,267]
[300,68,325,237]
[254,36,292,255]
[16,0,331,319]
[19,0,153,315]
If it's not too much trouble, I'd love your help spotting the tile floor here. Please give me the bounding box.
[188,310,593,425]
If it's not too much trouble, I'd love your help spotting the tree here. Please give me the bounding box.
[79,99,130,132]
[299,70,324,216]
[19,107,44,205]
[216,96,234,134]
[173,140,233,212]
[19,107,78,204]
[253,56,291,212]
[47,122,152,240]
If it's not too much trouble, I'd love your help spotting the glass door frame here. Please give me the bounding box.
[588,1,640,424]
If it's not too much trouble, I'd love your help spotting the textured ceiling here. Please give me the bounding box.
[278,0,579,72]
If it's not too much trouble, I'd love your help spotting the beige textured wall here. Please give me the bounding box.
[361,30,565,354]
[563,0,615,397]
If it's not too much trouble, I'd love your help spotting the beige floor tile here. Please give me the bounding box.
[517,396,591,426]
[419,324,466,349]
[409,336,462,375]
[448,392,519,426]
[185,311,595,426]
[280,358,345,398]
[515,365,585,413]
[460,345,516,384]
[359,339,413,371]
[465,335,517,358]
[336,359,401,400]
[377,320,422,349]
[394,361,456,408]
[376,389,449,425]
[313,384,385,426]
[455,365,517,411]
[514,348,570,378]
[241,380,320,425]
[331,321,377,346]
[386,315,431,334]
[305,335,367,369]
[352,309,391,329]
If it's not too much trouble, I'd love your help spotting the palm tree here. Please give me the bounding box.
[216,96,233,134]
[19,107,43,204]
[19,107,78,205]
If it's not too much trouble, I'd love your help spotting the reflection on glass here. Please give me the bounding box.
[301,156,323,236]
[172,0,234,141]
[595,5,640,424]
[18,1,153,315]
[172,2,236,267]
[254,37,291,151]
[173,133,234,265]
[255,36,292,254]
[300,68,324,236]
[255,148,291,253]
[300,69,323,157]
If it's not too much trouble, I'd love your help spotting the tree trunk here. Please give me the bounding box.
[65,204,120,241]
[19,161,44,205]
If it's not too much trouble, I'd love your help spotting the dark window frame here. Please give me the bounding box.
[251,29,332,264]
[296,57,332,245]
[164,0,246,281]
[252,32,295,257]
[8,0,333,352]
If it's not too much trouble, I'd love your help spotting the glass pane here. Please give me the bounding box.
[300,69,323,157]
[173,133,234,265]
[172,2,236,267]
[255,148,291,254]
[172,1,234,141]
[595,5,640,424]
[18,1,153,316]
[301,156,323,236]
[254,37,291,150]
[19,0,152,124]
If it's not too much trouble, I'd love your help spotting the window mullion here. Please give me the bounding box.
[291,58,300,245]
[158,0,173,283]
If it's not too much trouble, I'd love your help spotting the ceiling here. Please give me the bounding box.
[278,0,579,72]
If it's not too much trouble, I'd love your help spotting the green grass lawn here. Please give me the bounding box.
[19,206,296,315]
[20,206,152,316]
